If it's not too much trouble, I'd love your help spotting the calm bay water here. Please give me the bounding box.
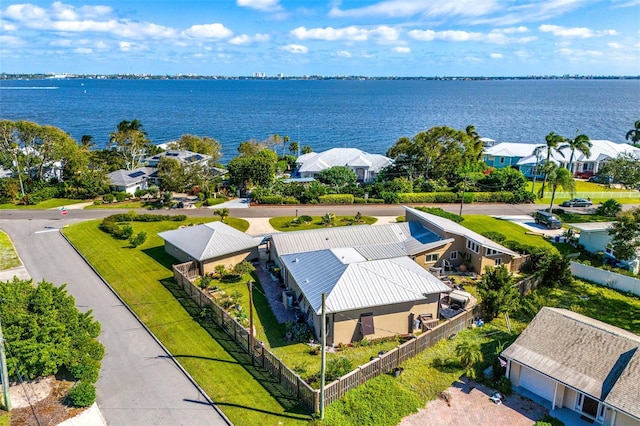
[1,78,639,163]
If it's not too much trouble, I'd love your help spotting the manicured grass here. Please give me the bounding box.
[269,216,377,232]
[526,180,640,204]
[85,200,148,209]
[557,212,613,223]
[0,198,86,209]
[0,231,21,271]
[460,215,556,250]
[63,217,310,426]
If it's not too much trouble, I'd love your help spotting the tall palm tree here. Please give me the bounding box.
[214,207,230,223]
[559,132,591,174]
[540,132,565,198]
[531,145,545,195]
[80,134,95,151]
[547,164,576,212]
[626,120,640,146]
[465,125,483,161]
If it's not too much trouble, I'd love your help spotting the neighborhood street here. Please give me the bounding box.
[0,218,230,426]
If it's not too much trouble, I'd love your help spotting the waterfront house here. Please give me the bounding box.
[294,148,393,183]
[572,222,640,274]
[483,142,543,170]
[502,307,640,426]
[280,248,450,345]
[159,222,260,275]
[107,167,155,194]
[144,149,212,168]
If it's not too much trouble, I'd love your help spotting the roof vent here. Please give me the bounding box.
[294,258,299,263]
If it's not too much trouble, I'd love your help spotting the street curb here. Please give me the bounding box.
[59,229,233,426]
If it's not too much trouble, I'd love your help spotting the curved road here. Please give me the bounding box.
[0,216,229,426]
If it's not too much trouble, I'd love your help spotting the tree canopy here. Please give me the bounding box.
[167,134,222,161]
[317,166,358,191]
[599,152,640,190]
[608,207,640,262]
[0,278,104,383]
[477,265,519,320]
[108,119,151,170]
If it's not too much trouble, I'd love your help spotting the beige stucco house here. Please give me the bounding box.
[502,307,640,426]
[159,222,260,275]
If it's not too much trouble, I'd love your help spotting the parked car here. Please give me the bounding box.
[588,175,612,184]
[574,171,594,179]
[560,198,593,207]
[533,210,562,229]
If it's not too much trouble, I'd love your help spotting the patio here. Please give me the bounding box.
[399,378,548,426]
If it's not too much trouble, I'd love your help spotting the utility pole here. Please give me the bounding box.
[248,281,254,366]
[0,316,11,411]
[459,176,467,217]
[319,293,326,419]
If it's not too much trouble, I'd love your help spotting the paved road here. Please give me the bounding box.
[0,218,229,426]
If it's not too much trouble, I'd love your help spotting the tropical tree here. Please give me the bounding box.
[626,120,640,146]
[80,134,95,151]
[227,150,276,189]
[455,341,483,379]
[539,132,565,198]
[477,265,519,320]
[560,132,591,174]
[288,141,299,155]
[214,207,230,223]
[608,207,640,262]
[156,157,187,192]
[167,134,222,161]
[237,140,265,156]
[547,164,575,212]
[595,199,622,217]
[301,145,313,154]
[599,152,640,189]
[317,166,358,192]
[108,119,150,170]
[465,124,484,161]
[321,212,336,226]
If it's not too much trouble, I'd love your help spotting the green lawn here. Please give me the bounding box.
[526,180,640,204]
[63,217,310,426]
[460,215,556,250]
[0,230,21,270]
[84,200,148,209]
[0,198,86,210]
[269,215,377,232]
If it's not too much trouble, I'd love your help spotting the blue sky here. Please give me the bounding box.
[1,0,639,76]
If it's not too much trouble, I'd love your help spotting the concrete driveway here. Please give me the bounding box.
[492,215,566,238]
[399,379,547,426]
[0,218,229,426]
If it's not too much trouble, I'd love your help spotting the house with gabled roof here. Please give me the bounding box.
[295,148,393,183]
[502,307,640,426]
[404,207,521,274]
[159,222,260,275]
[281,248,451,345]
[107,167,156,194]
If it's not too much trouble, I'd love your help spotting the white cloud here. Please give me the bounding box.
[95,41,109,50]
[73,47,92,54]
[228,33,270,45]
[50,39,73,47]
[329,0,499,19]
[336,50,352,58]
[539,24,618,38]
[119,41,132,51]
[607,42,623,49]
[501,26,529,34]
[281,44,308,54]
[556,47,603,57]
[490,52,503,59]
[291,25,398,42]
[408,29,536,44]
[237,0,282,12]
[184,23,233,39]
[393,46,411,53]
[0,34,23,47]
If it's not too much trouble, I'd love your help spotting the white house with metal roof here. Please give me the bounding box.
[107,167,156,194]
[159,222,260,275]
[144,150,212,168]
[502,307,640,426]
[571,222,640,274]
[295,148,393,183]
[280,248,451,345]
[483,142,543,169]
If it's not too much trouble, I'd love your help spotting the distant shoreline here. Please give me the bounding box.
[1,73,639,81]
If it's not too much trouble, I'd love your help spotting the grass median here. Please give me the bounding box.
[63,216,311,426]
[0,230,21,270]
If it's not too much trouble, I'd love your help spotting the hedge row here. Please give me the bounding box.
[354,197,385,204]
[318,194,355,204]
[108,212,187,222]
[255,195,299,204]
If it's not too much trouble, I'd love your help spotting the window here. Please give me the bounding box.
[450,251,458,260]
[486,248,500,256]
[494,258,502,266]
[425,253,439,263]
[466,240,480,253]
[360,313,375,336]
[499,157,505,164]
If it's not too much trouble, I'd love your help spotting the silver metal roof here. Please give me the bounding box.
[271,222,443,258]
[282,249,451,315]
[159,222,258,261]
[502,307,640,419]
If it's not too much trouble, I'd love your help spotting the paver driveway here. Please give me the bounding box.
[399,378,548,426]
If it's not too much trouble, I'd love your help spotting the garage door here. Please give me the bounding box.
[520,366,555,402]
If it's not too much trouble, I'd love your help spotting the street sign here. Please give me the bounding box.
[61,207,68,216]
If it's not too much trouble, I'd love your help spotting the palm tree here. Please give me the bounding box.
[80,134,95,151]
[214,207,230,223]
[626,120,640,146]
[531,145,545,195]
[547,164,576,212]
[560,132,591,174]
[464,125,483,161]
[288,141,299,156]
[321,212,335,227]
[540,132,565,198]
[455,341,483,379]
[282,135,290,158]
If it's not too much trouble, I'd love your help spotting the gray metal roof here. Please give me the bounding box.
[158,222,258,261]
[296,148,392,174]
[405,207,519,257]
[107,167,154,187]
[502,307,640,419]
[282,249,451,315]
[271,222,443,258]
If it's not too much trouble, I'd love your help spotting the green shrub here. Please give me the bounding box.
[129,231,147,247]
[535,415,564,426]
[282,196,299,204]
[258,195,284,204]
[67,381,96,407]
[298,215,313,223]
[69,358,101,383]
[115,192,127,202]
[326,357,354,382]
[205,197,227,206]
[381,191,399,204]
[318,194,354,204]
[596,199,622,217]
[481,231,506,243]
[102,193,115,203]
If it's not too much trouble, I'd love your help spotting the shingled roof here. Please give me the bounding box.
[502,307,640,420]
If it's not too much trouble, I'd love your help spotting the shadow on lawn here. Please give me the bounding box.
[142,246,176,269]
[159,277,311,419]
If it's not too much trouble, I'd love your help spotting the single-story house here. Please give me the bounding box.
[107,167,155,194]
[159,222,260,275]
[483,142,543,170]
[280,247,451,345]
[502,307,640,426]
[294,148,393,183]
[572,222,640,274]
[404,207,522,274]
[144,150,212,168]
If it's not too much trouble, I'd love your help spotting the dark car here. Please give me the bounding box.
[533,210,562,229]
[560,198,593,207]
[588,175,612,184]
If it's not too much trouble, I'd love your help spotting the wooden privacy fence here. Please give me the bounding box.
[172,261,481,413]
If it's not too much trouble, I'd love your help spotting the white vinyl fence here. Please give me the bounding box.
[570,262,640,296]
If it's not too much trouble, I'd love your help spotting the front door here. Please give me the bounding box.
[576,393,604,423]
